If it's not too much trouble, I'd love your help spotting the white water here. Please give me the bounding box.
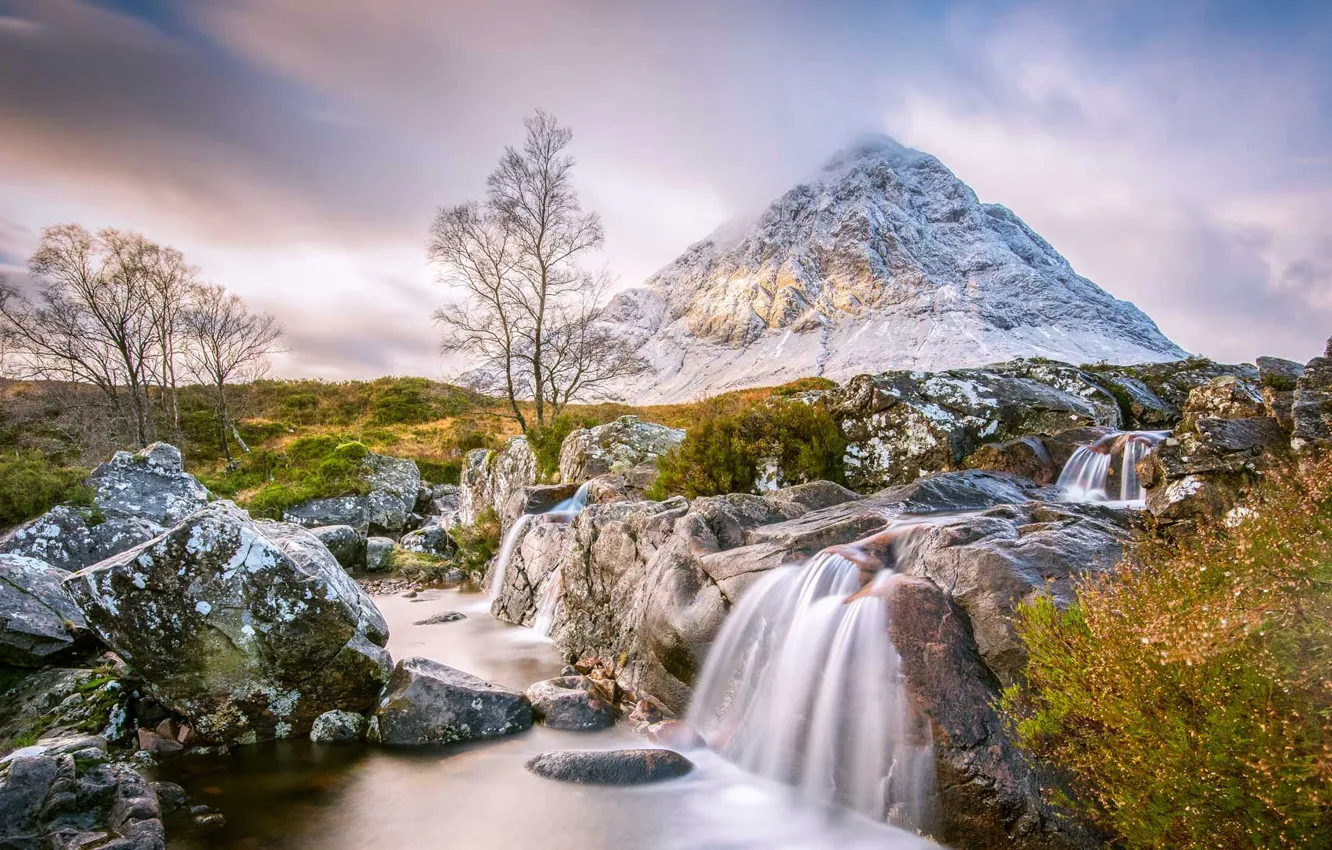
[487,481,594,602]
[532,567,563,637]
[1057,430,1168,502]
[687,545,936,831]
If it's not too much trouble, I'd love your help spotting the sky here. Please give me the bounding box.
[1,0,1329,379]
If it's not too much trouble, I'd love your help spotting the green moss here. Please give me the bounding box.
[0,453,92,527]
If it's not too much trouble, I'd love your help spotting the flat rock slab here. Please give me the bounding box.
[413,611,466,625]
[524,748,693,785]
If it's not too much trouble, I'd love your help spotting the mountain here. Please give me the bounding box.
[605,135,1187,403]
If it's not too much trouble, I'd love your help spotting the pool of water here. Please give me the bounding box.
[157,587,934,850]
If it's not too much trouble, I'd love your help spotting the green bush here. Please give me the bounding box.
[203,436,373,518]
[415,459,461,485]
[450,508,501,578]
[0,453,92,528]
[1002,461,1332,849]
[649,399,846,498]
[527,413,614,479]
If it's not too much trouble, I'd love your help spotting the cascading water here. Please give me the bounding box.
[487,481,593,602]
[687,540,936,830]
[1057,430,1168,502]
[531,567,562,637]
[548,481,593,516]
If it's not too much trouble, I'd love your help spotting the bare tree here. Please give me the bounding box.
[0,225,162,446]
[428,111,644,431]
[144,244,196,436]
[180,283,283,462]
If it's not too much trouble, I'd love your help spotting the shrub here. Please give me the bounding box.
[649,399,846,498]
[0,453,92,528]
[450,507,501,578]
[203,436,374,518]
[527,413,617,479]
[1002,461,1332,849]
[415,459,461,485]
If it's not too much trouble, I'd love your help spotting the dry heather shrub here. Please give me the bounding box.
[1003,460,1332,849]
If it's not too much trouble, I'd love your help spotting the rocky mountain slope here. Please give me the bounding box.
[606,135,1186,403]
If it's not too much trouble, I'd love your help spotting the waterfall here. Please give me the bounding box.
[687,545,936,829]
[487,481,593,602]
[532,567,562,636]
[1056,430,1168,502]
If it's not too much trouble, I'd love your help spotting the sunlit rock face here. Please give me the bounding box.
[64,502,391,744]
[606,135,1186,403]
[458,436,538,526]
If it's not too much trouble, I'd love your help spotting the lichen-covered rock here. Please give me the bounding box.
[309,709,367,743]
[883,577,1098,850]
[0,665,133,755]
[398,523,457,559]
[1291,337,1332,463]
[1116,358,1260,410]
[284,452,421,534]
[88,442,210,526]
[1179,374,1266,429]
[64,502,392,744]
[962,436,1059,485]
[557,416,685,483]
[0,505,162,573]
[458,436,537,525]
[0,734,165,850]
[364,537,395,572]
[309,525,366,571]
[585,464,662,505]
[825,361,1123,490]
[524,748,693,785]
[0,555,89,667]
[526,676,618,730]
[1082,370,1179,429]
[368,657,531,745]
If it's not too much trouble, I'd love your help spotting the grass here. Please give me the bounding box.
[0,453,93,527]
[1002,458,1332,849]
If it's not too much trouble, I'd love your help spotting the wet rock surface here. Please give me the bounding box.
[557,416,685,483]
[524,748,693,785]
[0,554,90,666]
[64,502,391,744]
[369,657,531,745]
[525,676,618,731]
[0,734,166,850]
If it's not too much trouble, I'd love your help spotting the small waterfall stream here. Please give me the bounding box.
[687,533,936,830]
[488,481,593,602]
[1057,430,1168,502]
[531,567,563,636]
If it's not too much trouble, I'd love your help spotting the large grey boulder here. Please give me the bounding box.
[526,676,618,730]
[88,442,210,526]
[284,452,421,534]
[0,505,162,573]
[365,537,395,572]
[398,523,457,559]
[525,749,693,785]
[557,416,684,483]
[369,657,531,745]
[309,525,366,571]
[824,361,1123,490]
[0,734,165,850]
[64,502,392,745]
[458,436,537,525]
[0,555,89,667]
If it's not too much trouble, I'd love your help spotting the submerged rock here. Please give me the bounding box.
[0,734,166,850]
[412,611,465,625]
[525,676,618,731]
[0,505,162,573]
[524,748,693,785]
[0,554,89,666]
[557,416,684,483]
[310,709,367,743]
[64,502,392,744]
[369,657,531,745]
[89,442,211,526]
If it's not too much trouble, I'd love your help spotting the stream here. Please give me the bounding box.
[156,586,933,850]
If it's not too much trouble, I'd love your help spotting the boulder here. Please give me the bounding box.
[369,657,531,745]
[88,442,210,526]
[1179,375,1266,429]
[963,436,1059,485]
[585,463,662,504]
[309,525,366,571]
[0,667,132,753]
[1114,358,1260,410]
[458,436,537,525]
[524,748,693,785]
[412,611,465,625]
[824,361,1123,490]
[64,503,392,744]
[1291,337,1332,463]
[557,416,685,483]
[365,537,395,572]
[883,577,1098,850]
[0,555,90,666]
[894,501,1133,684]
[1082,370,1178,429]
[398,523,457,559]
[0,505,162,572]
[525,676,618,730]
[0,734,165,850]
[309,709,367,743]
[284,452,421,534]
